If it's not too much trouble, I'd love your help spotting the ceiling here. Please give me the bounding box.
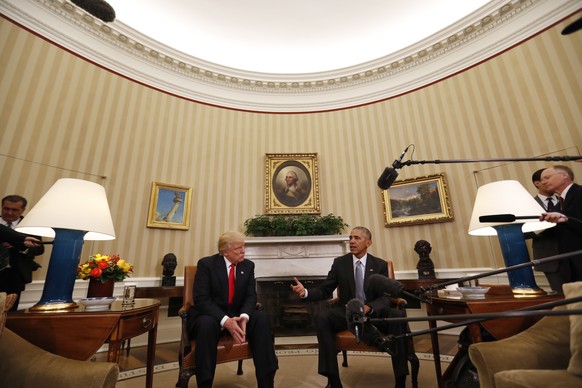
[105,0,491,74]
[2,0,579,112]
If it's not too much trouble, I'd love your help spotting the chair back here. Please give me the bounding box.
[386,259,395,279]
[183,266,197,310]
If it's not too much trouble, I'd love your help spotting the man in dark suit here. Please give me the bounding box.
[0,195,44,310]
[291,226,409,388]
[539,165,582,293]
[187,231,278,388]
[526,169,562,292]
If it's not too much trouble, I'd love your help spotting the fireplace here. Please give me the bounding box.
[256,276,327,336]
[245,235,349,336]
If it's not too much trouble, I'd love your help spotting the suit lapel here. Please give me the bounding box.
[563,183,580,209]
[534,195,547,211]
[234,261,246,302]
[215,255,229,302]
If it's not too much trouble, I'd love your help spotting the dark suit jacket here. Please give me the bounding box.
[304,252,390,311]
[0,225,27,248]
[528,195,560,272]
[557,183,582,254]
[187,253,257,332]
[5,218,44,286]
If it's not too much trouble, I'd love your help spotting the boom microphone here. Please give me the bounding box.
[346,298,365,343]
[377,145,411,190]
[479,214,539,223]
[366,274,404,300]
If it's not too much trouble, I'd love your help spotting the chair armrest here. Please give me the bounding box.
[468,309,570,388]
[0,329,118,388]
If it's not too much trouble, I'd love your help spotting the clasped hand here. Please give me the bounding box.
[224,316,247,344]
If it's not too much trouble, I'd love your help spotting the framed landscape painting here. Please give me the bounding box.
[382,173,453,227]
[147,182,192,230]
[265,153,321,214]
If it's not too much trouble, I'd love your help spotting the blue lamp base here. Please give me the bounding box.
[493,224,546,296]
[29,228,86,311]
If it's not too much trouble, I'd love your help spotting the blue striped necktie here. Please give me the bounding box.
[355,260,365,302]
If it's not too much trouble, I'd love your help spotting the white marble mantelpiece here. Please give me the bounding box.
[244,235,349,278]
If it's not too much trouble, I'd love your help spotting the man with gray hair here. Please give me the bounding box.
[539,165,582,293]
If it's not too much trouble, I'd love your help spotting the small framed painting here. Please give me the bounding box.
[147,182,192,230]
[382,173,453,227]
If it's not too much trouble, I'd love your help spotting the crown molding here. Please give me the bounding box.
[1,0,579,112]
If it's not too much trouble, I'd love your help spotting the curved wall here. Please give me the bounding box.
[1,13,581,279]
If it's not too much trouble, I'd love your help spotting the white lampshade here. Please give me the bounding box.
[16,178,116,240]
[468,180,555,236]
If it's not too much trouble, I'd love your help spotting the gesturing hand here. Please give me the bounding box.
[290,276,306,298]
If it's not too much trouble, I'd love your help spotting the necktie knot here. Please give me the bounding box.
[546,197,556,211]
[6,222,12,229]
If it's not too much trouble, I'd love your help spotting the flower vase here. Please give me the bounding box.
[87,278,115,298]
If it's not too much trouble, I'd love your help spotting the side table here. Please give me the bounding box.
[6,298,160,388]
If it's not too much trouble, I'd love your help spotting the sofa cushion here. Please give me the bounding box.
[563,281,582,377]
[495,369,581,387]
[0,292,17,338]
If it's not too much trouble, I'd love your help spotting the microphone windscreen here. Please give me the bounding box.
[366,274,404,300]
[377,167,398,190]
[345,298,364,321]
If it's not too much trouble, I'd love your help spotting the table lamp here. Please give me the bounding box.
[468,180,555,296]
[16,178,116,310]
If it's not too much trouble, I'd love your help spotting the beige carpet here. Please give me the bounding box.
[116,350,449,387]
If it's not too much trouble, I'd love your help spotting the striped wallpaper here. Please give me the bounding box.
[1,14,581,281]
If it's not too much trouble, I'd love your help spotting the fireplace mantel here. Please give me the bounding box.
[244,235,349,278]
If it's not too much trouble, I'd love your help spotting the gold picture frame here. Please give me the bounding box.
[382,173,453,227]
[265,153,320,214]
[146,182,192,230]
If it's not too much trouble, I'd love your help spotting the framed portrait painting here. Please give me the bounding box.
[265,153,320,214]
[146,182,192,230]
[382,173,453,227]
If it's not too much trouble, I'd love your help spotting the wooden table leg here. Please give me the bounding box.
[107,340,122,363]
[145,321,158,388]
[429,320,444,388]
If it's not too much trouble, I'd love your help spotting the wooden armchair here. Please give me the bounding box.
[332,259,420,388]
[176,265,255,388]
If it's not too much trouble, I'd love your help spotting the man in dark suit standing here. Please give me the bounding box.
[0,195,44,310]
[526,169,562,292]
[291,226,409,388]
[539,165,582,293]
[187,231,278,388]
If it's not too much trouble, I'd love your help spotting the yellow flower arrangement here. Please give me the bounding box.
[77,253,133,283]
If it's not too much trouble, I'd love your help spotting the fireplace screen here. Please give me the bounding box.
[256,276,327,337]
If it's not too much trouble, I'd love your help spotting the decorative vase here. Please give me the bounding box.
[87,278,115,298]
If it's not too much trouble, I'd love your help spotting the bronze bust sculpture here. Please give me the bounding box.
[414,239,436,279]
[161,253,178,286]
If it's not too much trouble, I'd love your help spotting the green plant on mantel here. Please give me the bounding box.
[243,214,348,237]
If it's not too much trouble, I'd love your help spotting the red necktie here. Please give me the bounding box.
[228,264,236,305]
[559,196,564,210]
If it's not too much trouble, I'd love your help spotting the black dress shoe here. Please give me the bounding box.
[376,334,398,357]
